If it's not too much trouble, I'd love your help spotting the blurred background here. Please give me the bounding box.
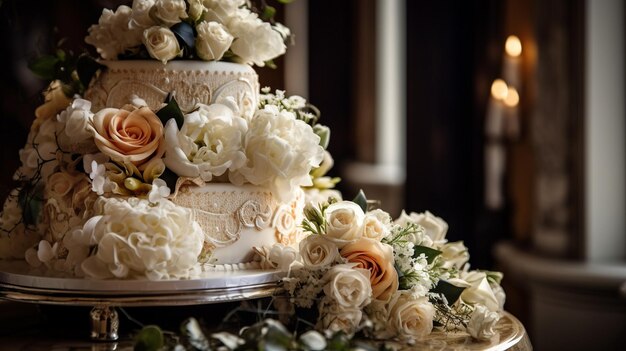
[0,0,624,350]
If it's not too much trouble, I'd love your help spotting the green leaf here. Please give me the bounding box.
[413,245,442,264]
[28,55,59,80]
[352,190,367,213]
[18,186,43,226]
[171,21,195,57]
[156,94,185,128]
[431,280,466,306]
[261,5,276,20]
[277,0,295,3]
[76,54,104,88]
[264,59,277,69]
[134,325,164,351]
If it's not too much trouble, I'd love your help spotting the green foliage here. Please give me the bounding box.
[301,202,330,235]
[313,124,330,149]
[134,325,164,351]
[18,186,43,226]
[156,95,185,129]
[431,280,466,306]
[413,245,442,264]
[352,190,367,213]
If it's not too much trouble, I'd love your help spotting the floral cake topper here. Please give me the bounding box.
[85,0,292,66]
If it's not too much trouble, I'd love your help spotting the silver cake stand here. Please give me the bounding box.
[0,261,284,341]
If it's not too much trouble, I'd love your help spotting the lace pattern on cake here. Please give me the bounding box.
[171,186,277,248]
[85,65,259,114]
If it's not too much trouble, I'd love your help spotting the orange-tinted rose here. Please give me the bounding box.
[91,106,163,169]
[340,238,398,301]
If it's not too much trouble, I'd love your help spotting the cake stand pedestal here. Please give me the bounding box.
[0,261,284,341]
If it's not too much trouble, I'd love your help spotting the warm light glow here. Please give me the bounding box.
[504,87,520,107]
[491,79,508,100]
[505,35,522,57]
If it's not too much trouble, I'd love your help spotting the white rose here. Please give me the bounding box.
[228,10,286,66]
[324,201,365,246]
[362,209,391,241]
[187,0,206,21]
[467,305,500,340]
[151,0,188,26]
[317,300,362,335]
[454,271,500,312]
[196,21,234,61]
[299,234,339,268]
[440,241,469,270]
[395,210,448,244]
[202,0,246,23]
[164,103,247,182]
[388,292,435,340]
[142,26,182,64]
[323,264,372,309]
[130,0,156,29]
[235,106,324,201]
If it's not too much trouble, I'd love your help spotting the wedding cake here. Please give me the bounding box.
[0,0,508,343]
[0,0,335,280]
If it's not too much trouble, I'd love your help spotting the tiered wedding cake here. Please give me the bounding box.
[0,0,334,280]
[0,0,508,343]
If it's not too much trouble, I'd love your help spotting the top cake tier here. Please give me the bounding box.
[84,60,259,116]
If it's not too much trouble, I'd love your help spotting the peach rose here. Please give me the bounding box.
[340,238,398,301]
[91,106,164,169]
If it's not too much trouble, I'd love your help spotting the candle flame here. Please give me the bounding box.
[504,87,519,107]
[505,35,522,57]
[491,79,508,100]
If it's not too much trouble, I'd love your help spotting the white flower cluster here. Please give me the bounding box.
[281,199,507,342]
[64,197,204,280]
[85,0,290,66]
[165,102,325,201]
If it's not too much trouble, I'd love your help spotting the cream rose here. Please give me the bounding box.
[340,238,398,301]
[323,264,372,309]
[299,234,339,268]
[388,292,435,340]
[46,171,81,201]
[440,241,470,270]
[151,0,187,26]
[401,211,448,243]
[85,6,142,60]
[91,106,164,169]
[35,80,71,120]
[317,301,363,335]
[196,21,234,61]
[324,201,365,245]
[143,26,181,64]
[362,209,391,241]
[130,0,156,29]
[467,305,500,340]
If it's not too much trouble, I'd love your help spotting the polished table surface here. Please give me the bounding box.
[0,300,531,351]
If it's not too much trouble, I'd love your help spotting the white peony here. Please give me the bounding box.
[78,197,204,280]
[164,103,247,182]
[388,292,435,340]
[467,305,500,340]
[299,234,339,268]
[196,21,234,61]
[56,99,97,153]
[323,264,372,309]
[234,106,324,201]
[228,10,286,66]
[324,201,365,246]
[143,26,181,64]
[202,0,246,23]
[151,0,188,27]
[85,6,143,60]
